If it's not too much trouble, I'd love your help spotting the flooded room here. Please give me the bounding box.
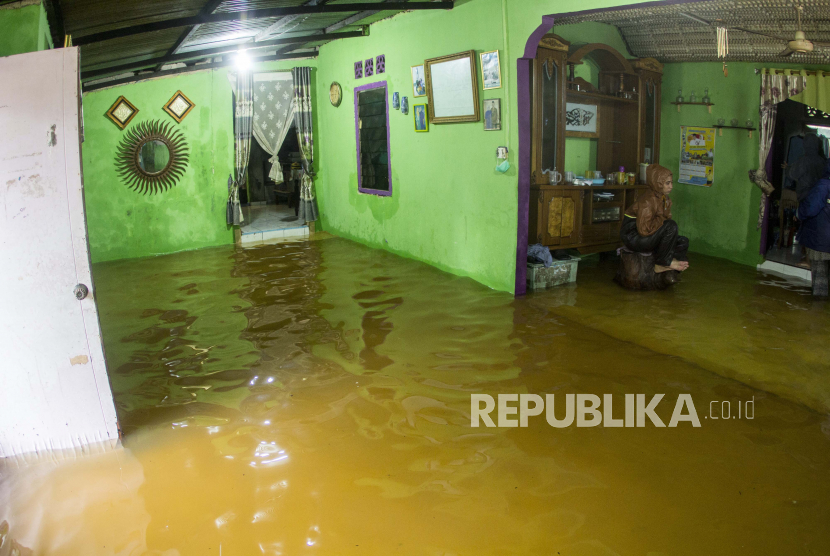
[1,0,830,554]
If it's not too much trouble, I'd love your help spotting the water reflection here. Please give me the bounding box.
[1,237,829,554]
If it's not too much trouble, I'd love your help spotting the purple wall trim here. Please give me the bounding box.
[355,80,393,197]
[514,0,707,296]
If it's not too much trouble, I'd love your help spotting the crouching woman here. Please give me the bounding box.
[620,164,690,274]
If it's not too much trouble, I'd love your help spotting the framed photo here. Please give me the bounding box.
[483,99,501,131]
[424,50,480,124]
[411,65,426,97]
[565,101,600,138]
[414,104,428,132]
[480,50,502,90]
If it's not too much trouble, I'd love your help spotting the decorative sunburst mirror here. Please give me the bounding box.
[115,120,189,194]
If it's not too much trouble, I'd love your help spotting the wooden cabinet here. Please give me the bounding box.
[527,37,662,254]
[530,184,647,253]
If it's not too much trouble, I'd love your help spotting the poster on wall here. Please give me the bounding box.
[679,126,715,186]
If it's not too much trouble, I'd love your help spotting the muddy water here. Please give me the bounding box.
[2,237,829,555]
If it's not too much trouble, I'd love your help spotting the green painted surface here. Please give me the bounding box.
[83,69,235,263]
[82,60,316,263]
[315,0,516,292]
[0,2,49,57]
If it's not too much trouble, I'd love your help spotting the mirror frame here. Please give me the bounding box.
[116,119,189,194]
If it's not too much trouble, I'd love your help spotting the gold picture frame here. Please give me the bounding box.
[424,50,480,124]
[565,101,600,139]
[105,96,139,130]
[411,64,427,97]
[480,50,502,90]
[163,90,195,123]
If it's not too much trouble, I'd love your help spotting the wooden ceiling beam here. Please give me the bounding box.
[254,0,334,42]
[162,0,225,67]
[73,2,452,45]
[80,30,364,80]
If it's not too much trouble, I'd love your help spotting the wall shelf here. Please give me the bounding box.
[713,124,757,138]
[670,101,714,113]
[567,89,638,104]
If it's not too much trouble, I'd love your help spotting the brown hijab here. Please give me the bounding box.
[625,163,672,237]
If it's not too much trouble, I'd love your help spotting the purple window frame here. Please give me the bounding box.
[355,80,392,197]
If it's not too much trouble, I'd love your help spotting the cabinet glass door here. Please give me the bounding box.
[643,79,657,164]
[540,57,559,172]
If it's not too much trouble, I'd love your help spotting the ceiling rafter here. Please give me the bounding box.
[161,0,225,69]
[73,2,453,46]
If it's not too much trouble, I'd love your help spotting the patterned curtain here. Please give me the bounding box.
[749,69,807,228]
[253,72,295,184]
[227,69,253,226]
[291,67,319,223]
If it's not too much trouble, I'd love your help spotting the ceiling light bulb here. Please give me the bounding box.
[235,50,251,70]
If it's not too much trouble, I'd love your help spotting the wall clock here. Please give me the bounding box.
[330,82,343,107]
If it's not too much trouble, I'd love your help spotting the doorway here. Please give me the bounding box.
[240,120,309,243]
[761,99,828,278]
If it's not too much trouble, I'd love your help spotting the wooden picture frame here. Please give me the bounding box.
[105,95,139,130]
[162,90,195,123]
[565,101,600,139]
[480,50,502,90]
[424,50,480,124]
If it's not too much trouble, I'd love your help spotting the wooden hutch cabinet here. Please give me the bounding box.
[529,35,663,254]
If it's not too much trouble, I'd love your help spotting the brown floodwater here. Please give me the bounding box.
[2,236,829,555]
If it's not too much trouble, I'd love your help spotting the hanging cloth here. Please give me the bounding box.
[291,67,319,223]
[252,71,296,185]
[227,69,253,226]
[750,69,806,229]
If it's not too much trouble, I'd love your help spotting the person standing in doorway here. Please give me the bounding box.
[797,158,830,296]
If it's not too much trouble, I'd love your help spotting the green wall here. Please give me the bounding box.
[660,63,765,266]
[0,1,51,57]
[82,60,316,263]
[315,0,516,292]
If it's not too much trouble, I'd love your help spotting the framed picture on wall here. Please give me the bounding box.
[480,50,502,90]
[411,65,427,97]
[483,99,500,131]
[565,101,600,138]
[424,50,480,124]
[414,104,428,132]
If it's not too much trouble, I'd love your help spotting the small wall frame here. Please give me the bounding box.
[424,50,480,124]
[565,101,600,139]
[163,90,195,123]
[105,96,139,130]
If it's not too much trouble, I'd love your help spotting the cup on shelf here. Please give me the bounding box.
[717,118,726,126]
[593,170,603,179]
[745,119,753,128]
[564,171,575,184]
[731,118,739,127]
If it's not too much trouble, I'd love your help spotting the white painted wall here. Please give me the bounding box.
[0,47,119,459]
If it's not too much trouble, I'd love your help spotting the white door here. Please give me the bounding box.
[0,47,119,459]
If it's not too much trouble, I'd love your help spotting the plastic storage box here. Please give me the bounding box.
[526,256,580,291]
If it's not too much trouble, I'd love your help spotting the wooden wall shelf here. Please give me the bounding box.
[670,101,714,113]
[567,89,638,104]
[713,124,756,138]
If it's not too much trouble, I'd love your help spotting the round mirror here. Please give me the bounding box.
[138,140,171,175]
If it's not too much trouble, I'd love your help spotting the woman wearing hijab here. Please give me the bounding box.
[620,164,690,274]
[797,159,830,296]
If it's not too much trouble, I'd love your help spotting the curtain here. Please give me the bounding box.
[252,72,295,185]
[291,67,319,223]
[790,70,830,113]
[750,69,806,229]
[227,69,253,226]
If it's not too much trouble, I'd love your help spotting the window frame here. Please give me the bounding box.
[354,80,392,196]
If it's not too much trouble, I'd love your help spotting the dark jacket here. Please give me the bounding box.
[797,160,830,253]
[790,133,826,201]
